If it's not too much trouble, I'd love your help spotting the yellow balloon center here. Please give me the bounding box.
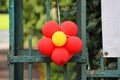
[52,31,66,47]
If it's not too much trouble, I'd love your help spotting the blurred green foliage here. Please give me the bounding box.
[87,0,102,69]
[23,0,46,47]
[0,0,9,13]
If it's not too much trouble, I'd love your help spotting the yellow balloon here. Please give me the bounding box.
[52,31,66,47]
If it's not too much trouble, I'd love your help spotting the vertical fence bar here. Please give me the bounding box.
[14,0,23,51]
[100,57,104,80]
[100,57,104,70]
[76,0,87,80]
[76,0,82,79]
[28,38,32,80]
[9,0,15,80]
[63,64,67,80]
[46,0,50,21]
[46,0,51,80]
[81,0,87,80]
[76,0,81,36]
[14,0,24,80]
[80,0,87,56]
[118,58,120,80]
[46,63,50,80]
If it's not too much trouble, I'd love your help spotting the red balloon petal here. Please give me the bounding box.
[51,47,70,66]
[38,37,55,56]
[42,21,60,38]
[68,53,73,60]
[61,21,78,36]
[65,36,82,54]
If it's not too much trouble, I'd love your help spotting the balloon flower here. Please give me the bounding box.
[38,20,82,66]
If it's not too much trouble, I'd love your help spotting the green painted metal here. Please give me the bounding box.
[9,0,24,80]
[46,0,51,80]
[8,56,86,63]
[28,38,32,80]
[118,58,120,80]
[118,58,120,70]
[14,0,24,80]
[9,0,15,80]
[100,57,104,70]
[80,0,87,79]
[87,70,120,77]
[76,0,87,80]
[8,0,120,80]
[63,64,67,80]
[46,0,50,21]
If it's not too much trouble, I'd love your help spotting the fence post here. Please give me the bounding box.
[76,0,87,80]
[9,0,15,80]
[14,0,24,80]
[80,0,87,80]
[46,0,51,80]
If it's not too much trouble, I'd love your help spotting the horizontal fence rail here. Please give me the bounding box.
[8,55,86,63]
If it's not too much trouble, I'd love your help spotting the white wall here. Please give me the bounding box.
[101,0,120,57]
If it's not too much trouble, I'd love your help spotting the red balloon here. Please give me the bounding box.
[38,37,55,56]
[42,21,60,38]
[61,21,78,36]
[65,36,82,54]
[51,47,70,66]
[69,54,73,59]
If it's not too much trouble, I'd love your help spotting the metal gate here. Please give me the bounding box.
[8,0,120,80]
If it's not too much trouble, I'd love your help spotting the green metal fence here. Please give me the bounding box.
[8,0,120,80]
